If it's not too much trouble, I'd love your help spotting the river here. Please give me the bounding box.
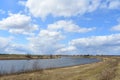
[0,57,100,74]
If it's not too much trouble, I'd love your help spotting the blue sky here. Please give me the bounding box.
[0,0,120,55]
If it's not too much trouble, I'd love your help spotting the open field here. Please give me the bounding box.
[0,56,120,80]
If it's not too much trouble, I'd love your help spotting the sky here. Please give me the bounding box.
[0,0,120,55]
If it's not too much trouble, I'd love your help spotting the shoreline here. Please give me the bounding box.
[0,54,61,60]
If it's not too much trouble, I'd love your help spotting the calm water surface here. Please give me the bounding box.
[0,57,100,74]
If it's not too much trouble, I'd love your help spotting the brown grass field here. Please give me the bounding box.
[0,56,120,80]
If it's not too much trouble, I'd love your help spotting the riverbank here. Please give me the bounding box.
[0,54,60,60]
[0,56,119,80]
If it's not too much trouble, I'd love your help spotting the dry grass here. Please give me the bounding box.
[98,59,119,80]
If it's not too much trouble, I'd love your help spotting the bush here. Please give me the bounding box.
[26,53,32,58]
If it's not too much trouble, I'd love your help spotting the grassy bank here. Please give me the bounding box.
[0,56,120,80]
[0,54,61,60]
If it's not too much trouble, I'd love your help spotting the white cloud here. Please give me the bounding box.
[0,37,11,48]
[111,24,120,31]
[0,37,13,53]
[100,0,120,9]
[25,0,101,19]
[57,46,76,52]
[69,34,120,55]
[25,19,95,54]
[27,30,65,54]
[5,43,30,54]
[0,36,31,54]
[0,0,119,55]
[24,0,120,19]
[108,0,120,9]
[0,19,95,54]
[2,33,120,55]
[56,46,77,55]
[0,13,38,36]
[25,18,97,54]
[25,20,95,54]
[39,30,64,40]
[48,20,95,33]
[70,35,119,46]
[18,0,26,6]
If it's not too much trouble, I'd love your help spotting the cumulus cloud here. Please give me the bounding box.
[5,43,30,54]
[0,0,120,55]
[0,37,13,53]
[108,0,120,9]
[0,13,38,36]
[26,20,95,54]
[24,19,95,54]
[2,33,120,55]
[25,0,101,19]
[111,24,120,31]
[69,34,120,55]
[100,0,120,9]
[25,0,120,19]
[47,20,95,33]
[18,0,26,6]
[39,30,64,40]
[0,19,95,54]
[70,34,120,46]
[0,36,30,54]
[27,30,65,54]
[56,46,77,55]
